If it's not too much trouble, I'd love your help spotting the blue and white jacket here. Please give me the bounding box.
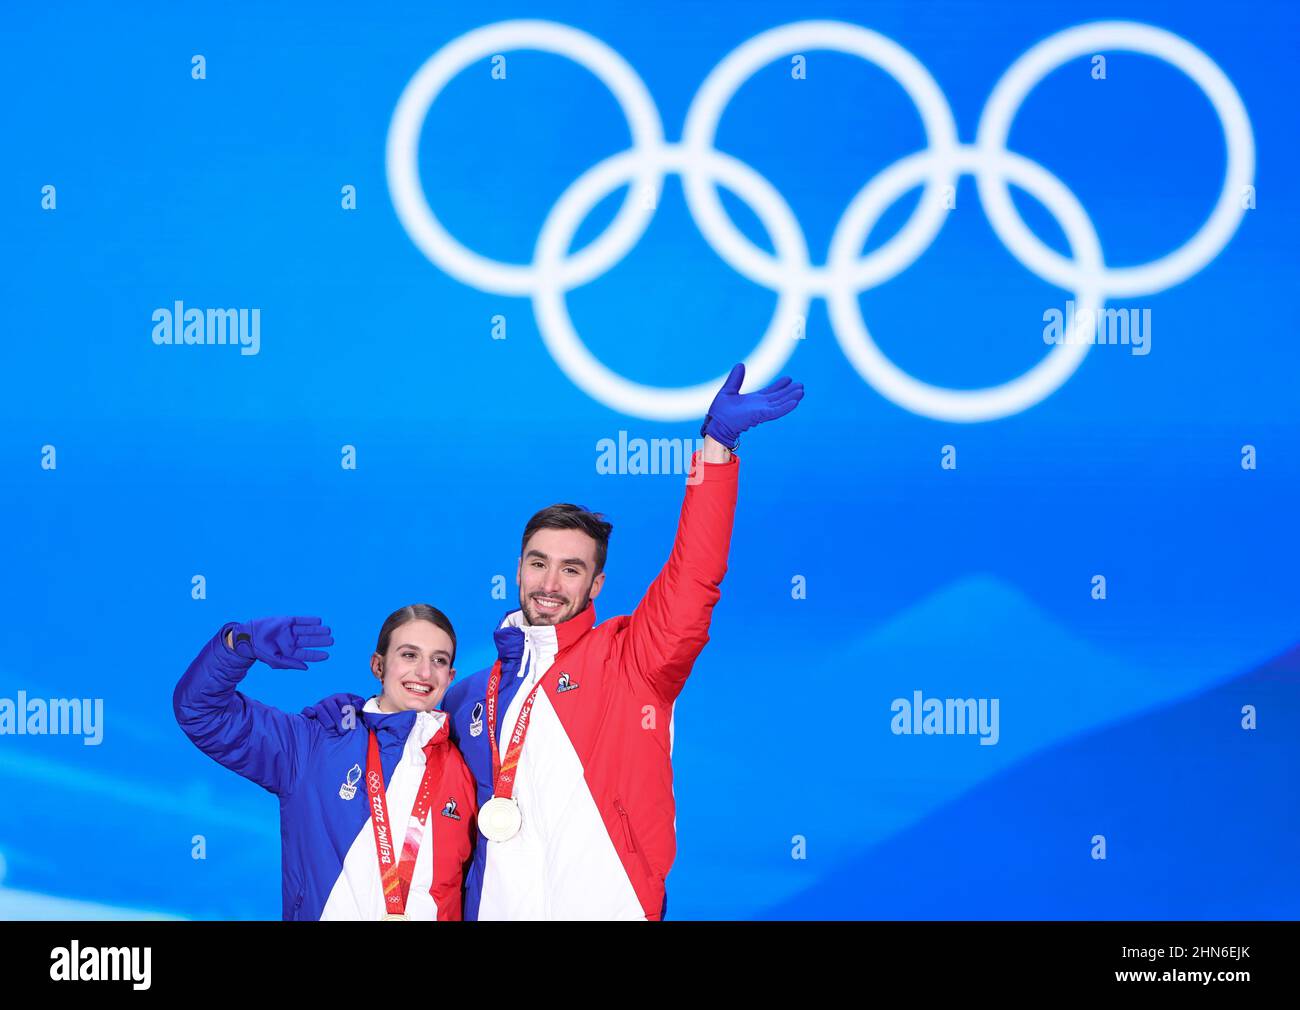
[173,624,477,920]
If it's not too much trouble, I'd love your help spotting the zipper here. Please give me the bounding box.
[614,798,655,882]
[615,800,637,852]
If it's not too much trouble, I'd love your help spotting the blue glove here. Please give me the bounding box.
[301,691,365,728]
[229,616,333,671]
[700,363,804,450]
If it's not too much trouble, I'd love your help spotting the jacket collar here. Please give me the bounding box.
[359,697,449,749]
[492,603,597,670]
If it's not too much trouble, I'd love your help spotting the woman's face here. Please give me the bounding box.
[370,620,455,713]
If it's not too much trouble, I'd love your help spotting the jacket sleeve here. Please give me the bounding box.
[172,623,316,798]
[616,451,739,705]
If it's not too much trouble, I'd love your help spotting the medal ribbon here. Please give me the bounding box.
[365,729,440,917]
[485,660,545,801]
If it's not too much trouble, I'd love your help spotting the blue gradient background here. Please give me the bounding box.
[1,0,1296,919]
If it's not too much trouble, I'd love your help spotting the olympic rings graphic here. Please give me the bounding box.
[387,19,1254,422]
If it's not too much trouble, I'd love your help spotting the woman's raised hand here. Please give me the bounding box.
[229,616,334,670]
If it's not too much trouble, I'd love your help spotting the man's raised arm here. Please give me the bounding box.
[618,363,803,704]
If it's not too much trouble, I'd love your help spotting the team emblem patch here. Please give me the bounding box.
[469,701,484,738]
[338,763,362,800]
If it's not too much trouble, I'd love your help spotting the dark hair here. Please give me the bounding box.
[375,604,457,665]
[520,504,614,575]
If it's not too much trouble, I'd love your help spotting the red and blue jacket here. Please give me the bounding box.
[441,451,739,919]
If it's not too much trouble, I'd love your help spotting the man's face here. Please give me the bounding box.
[518,528,606,626]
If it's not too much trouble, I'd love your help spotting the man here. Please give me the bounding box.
[312,363,802,919]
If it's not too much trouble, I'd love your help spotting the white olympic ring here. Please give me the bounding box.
[387,19,1254,422]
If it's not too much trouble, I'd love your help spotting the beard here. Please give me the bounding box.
[521,584,592,626]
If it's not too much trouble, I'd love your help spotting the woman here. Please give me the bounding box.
[172,606,476,920]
